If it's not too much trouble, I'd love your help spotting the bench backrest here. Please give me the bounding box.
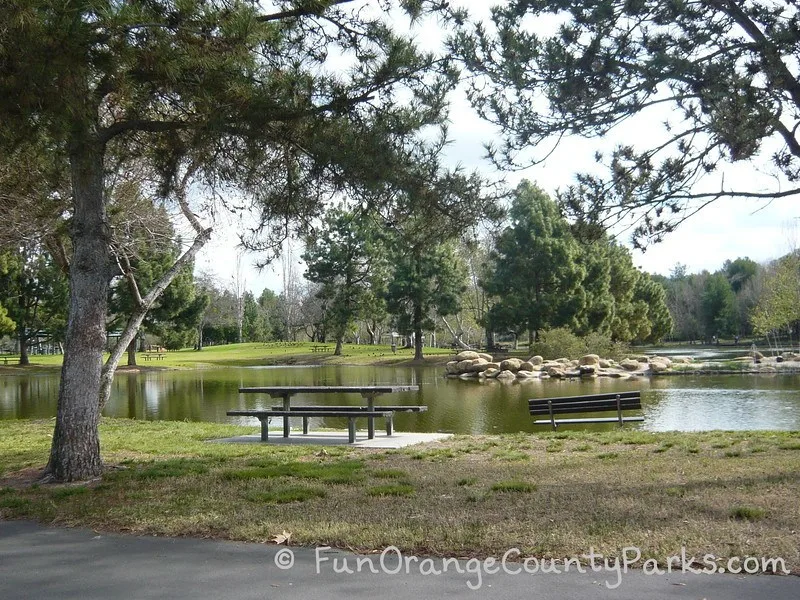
[528,391,641,416]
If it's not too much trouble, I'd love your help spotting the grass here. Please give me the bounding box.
[0,342,455,373]
[1,419,800,570]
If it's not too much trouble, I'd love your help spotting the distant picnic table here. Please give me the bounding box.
[310,345,330,353]
[228,385,425,443]
[143,353,165,361]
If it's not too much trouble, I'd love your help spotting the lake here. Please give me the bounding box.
[1,365,799,432]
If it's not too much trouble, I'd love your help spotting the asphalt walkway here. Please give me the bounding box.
[0,520,797,599]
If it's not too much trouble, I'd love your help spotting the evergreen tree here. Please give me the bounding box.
[1,0,458,481]
[483,181,585,344]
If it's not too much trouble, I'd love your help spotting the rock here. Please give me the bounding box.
[516,370,537,378]
[500,358,523,372]
[751,351,764,360]
[496,369,517,380]
[519,361,535,372]
[555,357,571,364]
[445,361,459,374]
[620,358,641,371]
[579,354,600,366]
[458,372,478,379]
[456,360,475,373]
[649,356,672,367]
[579,365,596,376]
[569,360,579,368]
[478,353,494,362]
[547,366,565,378]
[605,371,628,378]
[649,361,669,373]
[776,355,784,363]
[455,350,481,361]
[671,356,692,364]
[467,359,490,373]
[528,355,544,366]
[598,359,613,368]
[627,355,649,363]
[758,365,776,373]
[484,368,500,378]
[564,370,581,378]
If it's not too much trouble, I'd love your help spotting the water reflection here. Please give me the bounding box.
[1,367,799,432]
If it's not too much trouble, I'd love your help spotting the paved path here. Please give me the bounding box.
[1,520,797,599]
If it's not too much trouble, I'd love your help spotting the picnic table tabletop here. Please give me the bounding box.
[238,385,419,395]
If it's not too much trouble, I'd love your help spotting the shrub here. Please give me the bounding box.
[531,327,629,360]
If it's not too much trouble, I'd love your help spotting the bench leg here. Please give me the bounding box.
[367,396,375,439]
[303,416,309,435]
[260,419,269,442]
[385,415,393,437]
[616,394,623,426]
[348,418,356,444]
[282,396,291,438]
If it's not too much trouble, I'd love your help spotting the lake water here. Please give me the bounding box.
[1,365,799,432]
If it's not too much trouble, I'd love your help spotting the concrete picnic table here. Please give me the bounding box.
[236,385,420,439]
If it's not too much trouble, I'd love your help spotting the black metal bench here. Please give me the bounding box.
[529,391,644,430]
[226,409,395,443]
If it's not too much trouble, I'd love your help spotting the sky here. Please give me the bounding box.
[194,1,799,295]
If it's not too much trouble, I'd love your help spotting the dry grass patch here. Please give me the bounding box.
[1,420,799,570]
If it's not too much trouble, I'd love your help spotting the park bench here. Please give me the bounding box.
[231,385,423,443]
[226,409,395,443]
[529,391,643,430]
[1,356,11,365]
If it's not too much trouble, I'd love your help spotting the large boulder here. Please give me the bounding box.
[598,358,614,368]
[445,361,460,374]
[496,369,517,380]
[528,355,544,366]
[671,356,692,364]
[751,351,764,360]
[500,358,524,372]
[649,361,669,373]
[516,370,538,378]
[620,358,641,371]
[555,357,571,364]
[547,366,565,378]
[478,353,494,362]
[519,361,536,372]
[456,359,475,373]
[455,350,481,361]
[579,365,596,376]
[467,359,491,373]
[649,356,672,367]
[483,368,500,378]
[579,354,600,366]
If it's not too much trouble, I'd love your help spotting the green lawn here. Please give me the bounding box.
[1,419,799,571]
[0,341,456,372]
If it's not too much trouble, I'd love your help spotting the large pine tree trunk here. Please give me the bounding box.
[18,332,30,366]
[45,139,108,482]
[413,303,424,361]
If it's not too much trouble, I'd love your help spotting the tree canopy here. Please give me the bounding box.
[451,0,800,245]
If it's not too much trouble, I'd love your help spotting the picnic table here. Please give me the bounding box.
[310,345,330,353]
[143,353,165,361]
[230,385,424,442]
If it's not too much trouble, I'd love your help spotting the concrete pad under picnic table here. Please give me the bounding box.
[211,430,452,448]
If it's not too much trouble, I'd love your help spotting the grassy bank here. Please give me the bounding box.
[1,419,799,570]
[0,342,455,374]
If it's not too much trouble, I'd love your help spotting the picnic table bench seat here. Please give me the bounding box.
[226,409,395,443]
[529,391,643,430]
